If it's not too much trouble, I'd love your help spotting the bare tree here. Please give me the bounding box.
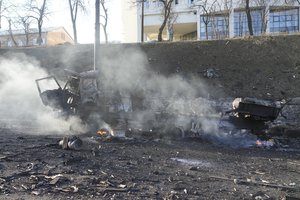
[167,12,177,41]
[216,0,232,38]
[0,0,11,29]
[18,16,32,46]
[1,2,18,47]
[253,0,282,34]
[27,0,49,45]
[100,0,108,43]
[245,0,253,35]
[157,0,174,42]
[68,0,87,44]
[7,18,18,46]
[193,0,217,40]
[134,0,175,42]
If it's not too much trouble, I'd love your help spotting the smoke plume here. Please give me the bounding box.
[97,46,256,147]
[0,53,85,134]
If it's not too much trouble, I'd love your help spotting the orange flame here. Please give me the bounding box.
[97,128,110,135]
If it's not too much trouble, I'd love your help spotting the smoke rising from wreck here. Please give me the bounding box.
[0,48,257,147]
[98,46,256,147]
[0,53,85,134]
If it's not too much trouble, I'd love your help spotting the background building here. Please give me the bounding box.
[122,0,300,42]
[0,27,74,47]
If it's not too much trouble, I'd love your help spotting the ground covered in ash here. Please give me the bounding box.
[0,128,299,200]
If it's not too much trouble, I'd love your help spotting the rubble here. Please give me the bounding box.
[203,68,219,78]
[59,136,83,150]
[256,139,275,148]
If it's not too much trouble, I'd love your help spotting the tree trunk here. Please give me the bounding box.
[69,0,78,44]
[26,33,29,46]
[157,0,173,42]
[37,24,43,45]
[8,19,18,46]
[245,0,253,36]
[103,27,108,43]
[100,1,108,44]
[158,20,167,41]
[72,20,78,44]
[205,23,208,40]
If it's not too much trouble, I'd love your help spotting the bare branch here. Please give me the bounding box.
[100,0,108,43]
[68,0,88,44]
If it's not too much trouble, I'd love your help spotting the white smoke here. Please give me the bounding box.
[98,46,217,131]
[97,46,256,147]
[0,53,85,134]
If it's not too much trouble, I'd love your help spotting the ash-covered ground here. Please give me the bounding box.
[0,121,300,200]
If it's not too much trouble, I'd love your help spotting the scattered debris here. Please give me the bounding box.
[59,136,83,150]
[49,177,61,185]
[98,187,130,193]
[31,190,41,196]
[256,139,275,148]
[210,176,297,190]
[227,97,281,121]
[171,158,212,168]
[203,68,219,78]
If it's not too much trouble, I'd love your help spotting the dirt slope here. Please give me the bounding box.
[1,34,300,99]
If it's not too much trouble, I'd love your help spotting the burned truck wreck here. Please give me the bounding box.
[36,69,133,130]
[36,68,299,140]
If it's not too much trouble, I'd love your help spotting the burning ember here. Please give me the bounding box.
[96,128,125,138]
[97,128,110,136]
[256,139,275,148]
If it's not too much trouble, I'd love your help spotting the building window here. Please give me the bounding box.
[269,8,299,33]
[175,0,178,5]
[200,14,229,40]
[145,0,150,8]
[234,9,263,37]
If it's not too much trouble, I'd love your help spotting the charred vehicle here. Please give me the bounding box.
[36,69,212,136]
[36,71,300,140]
[36,69,133,130]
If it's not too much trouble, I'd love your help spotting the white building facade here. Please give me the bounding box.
[122,0,300,42]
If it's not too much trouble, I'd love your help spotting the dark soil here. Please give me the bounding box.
[0,129,299,200]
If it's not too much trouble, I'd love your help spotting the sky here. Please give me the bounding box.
[47,0,123,44]
[2,0,123,44]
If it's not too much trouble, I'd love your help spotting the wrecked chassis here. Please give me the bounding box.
[35,69,219,136]
[36,70,299,140]
[36,69,134,131]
